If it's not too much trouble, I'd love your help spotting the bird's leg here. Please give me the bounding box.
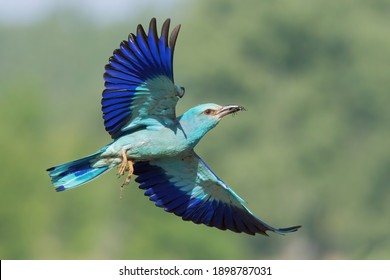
[117,149,134,194]
[117,149,129,177]
[121,160,134,186]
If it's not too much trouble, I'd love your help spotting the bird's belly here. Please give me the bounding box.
[101,128,190,163]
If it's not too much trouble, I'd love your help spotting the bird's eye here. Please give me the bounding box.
[204,109,213,115]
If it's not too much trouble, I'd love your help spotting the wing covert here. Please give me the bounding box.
[102,18,184,139]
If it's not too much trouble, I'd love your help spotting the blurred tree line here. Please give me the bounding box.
[0,0,389,259]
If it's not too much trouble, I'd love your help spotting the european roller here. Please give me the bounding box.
[47,18,301,236]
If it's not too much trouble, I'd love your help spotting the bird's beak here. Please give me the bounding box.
[216,105,246,118]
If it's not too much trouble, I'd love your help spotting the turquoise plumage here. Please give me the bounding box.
[47,18,300,236]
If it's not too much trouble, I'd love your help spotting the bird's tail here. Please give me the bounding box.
[47,149,112,192]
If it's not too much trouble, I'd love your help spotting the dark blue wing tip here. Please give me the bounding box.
[273,225,302,235]
[55,186,66,192]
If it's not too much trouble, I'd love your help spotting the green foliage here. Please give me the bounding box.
[1,0,389,259]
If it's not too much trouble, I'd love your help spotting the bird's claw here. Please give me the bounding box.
[117,149,134,198]
[117,163,129,177]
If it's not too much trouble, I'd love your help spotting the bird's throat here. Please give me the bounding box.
[177,119,217,149]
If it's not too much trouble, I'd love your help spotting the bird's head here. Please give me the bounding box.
[179,103,245,145]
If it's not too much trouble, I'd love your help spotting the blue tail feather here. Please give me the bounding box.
[47,151,111,191]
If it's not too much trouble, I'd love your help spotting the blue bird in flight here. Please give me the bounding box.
[47,18,300,236]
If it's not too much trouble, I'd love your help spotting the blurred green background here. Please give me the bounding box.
[1,0,389,259]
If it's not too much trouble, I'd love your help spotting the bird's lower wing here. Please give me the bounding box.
[133,151,300,236]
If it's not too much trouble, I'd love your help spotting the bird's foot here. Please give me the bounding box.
[117,149,129,177]
[117,149,134,198]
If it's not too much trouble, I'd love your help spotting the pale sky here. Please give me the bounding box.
[0,0,184,26]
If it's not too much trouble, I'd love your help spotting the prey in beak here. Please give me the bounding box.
[216,105,246,118]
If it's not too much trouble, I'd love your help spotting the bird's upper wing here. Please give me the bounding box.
[133,151,301,236]
[102,18,183,139]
